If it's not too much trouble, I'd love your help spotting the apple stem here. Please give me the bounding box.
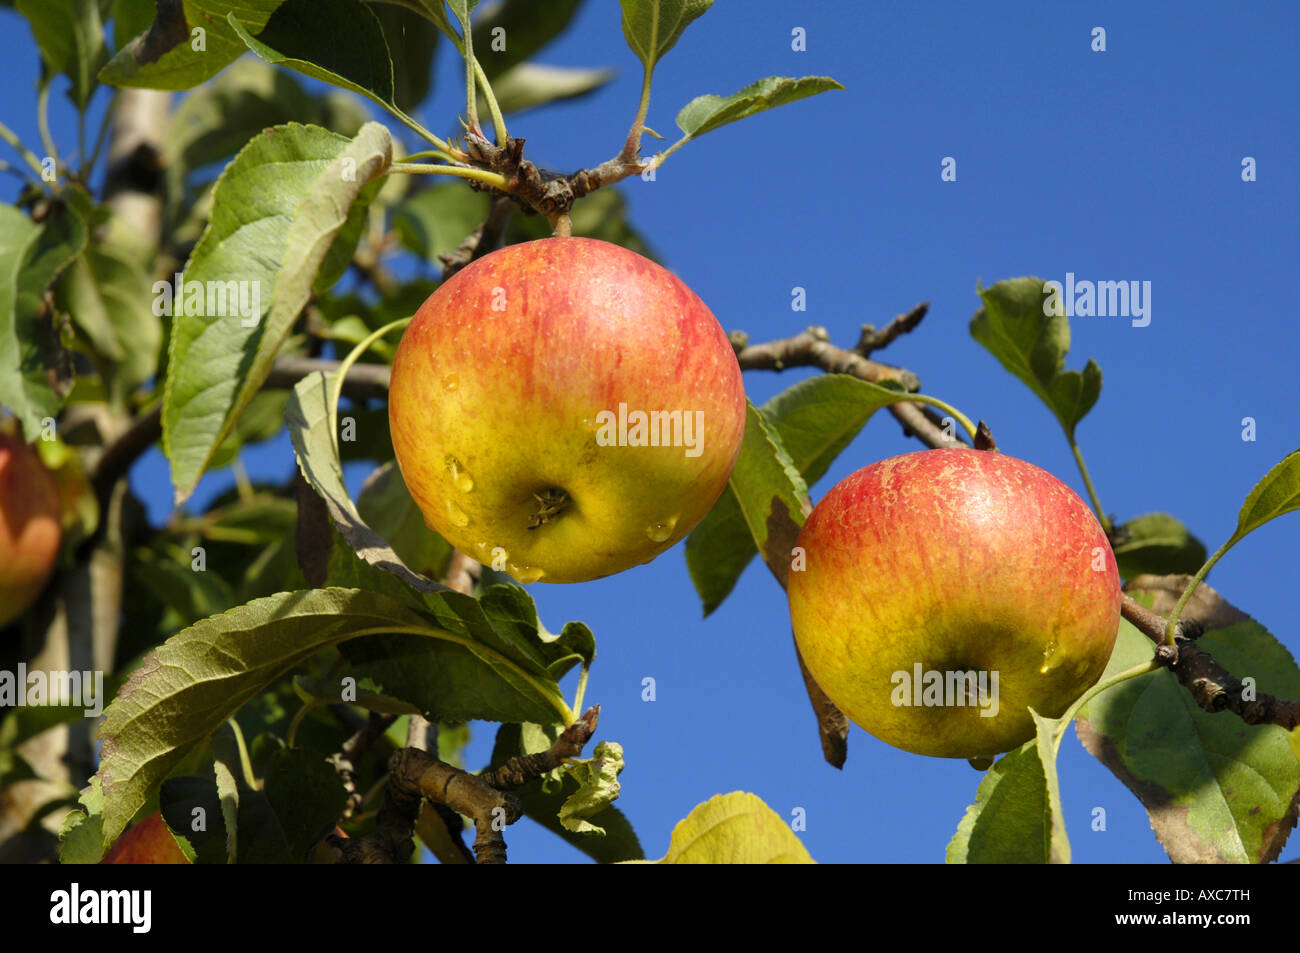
[550,212,573,238]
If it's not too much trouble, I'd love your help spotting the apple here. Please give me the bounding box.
[388,237,746,584]
[100,811,191,864]
[788,448,1120,759]
[0,428,61,629]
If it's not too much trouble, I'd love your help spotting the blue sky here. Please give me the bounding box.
[3,1,1298,863]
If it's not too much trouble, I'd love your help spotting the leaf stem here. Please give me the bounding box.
[1070,439,1111,534]
[37,83,58,173]
[891,393,978,443]
[572,662,590,715]
[226,717,260,790]
[620,2,658,162]
[473,58,508,144]
[1163,536,1234,644]
[388,162,509,190]
[328,318,411,459]
[0,120,46,182]
[1051,657,1160,758]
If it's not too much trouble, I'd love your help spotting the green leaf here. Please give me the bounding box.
[1228,449,1300,547]
[392,182,491,268]
[375,0,460,47]
[100,0,284,90]
[333,580,579,726]
[489,723,643,862]
[54,191,160,404]
[357,461,456,579]
[558,741,625,835]
[160,776,228,863]
[486,63,614,117]
[686,375,898,613]
[716,400,808,581]
[16,0,108,110]
[619,0,711,72]
[470,0,584,79]
[370,1,440,111]
[1111,512,1208,579]
[293,675,422,716]
[0,202,86,436]
[630,791,813,864]
[1077,579,1300,864]
[92,587,432,850]
[228,0,405,122]
[162,121,391,503]
[287,370,444,596]
[675,75,842,140]
[970,276,1102,440]
[946,712,1072,864]
[262,747,349,861]
[57,777,108,864]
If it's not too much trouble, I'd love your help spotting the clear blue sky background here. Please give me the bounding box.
[2,1,1297,863]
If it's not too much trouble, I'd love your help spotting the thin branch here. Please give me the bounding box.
[329,712,397,823]
[732,324,964,451]
[855,302,929,356]
[1118,594,1298,729]
[480,706,600,790]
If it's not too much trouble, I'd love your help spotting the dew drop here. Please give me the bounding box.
[1038,640,1060,674]
[445,500,470,528]
[442,373,459,392]
[645,513,680,543]
[511,565,546,584]
[445,455,475,492]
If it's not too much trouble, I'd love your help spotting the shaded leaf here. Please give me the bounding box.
[100,0,282,90]
[487,63,614,116]
[690,377,898,613]
[0,201,86,435]
[16,0,108,110]
[93,587,431,849]
[471,0,584,79]
[356,461,455,579]
[1077,578,1300,864]
[1111,512,1208,579]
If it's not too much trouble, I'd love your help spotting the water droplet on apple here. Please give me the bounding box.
[445,455,475,492]
[1038,640,1060,674]
[442,373,459,391]
[645,514,680,542]
[511,565,546,584]
[445,500,470,528]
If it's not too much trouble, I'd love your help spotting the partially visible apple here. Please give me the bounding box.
[388,237,746,584]
[100,811,191,864]
[0,428,61,629]
[788,448,1121,759]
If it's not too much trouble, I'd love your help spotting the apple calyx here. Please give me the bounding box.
[526,487,570,530]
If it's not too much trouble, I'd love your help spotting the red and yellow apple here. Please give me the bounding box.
[388,237,746,584]
[788,448,1121,759]
[0,427,61,629]
[100,811,191,864]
